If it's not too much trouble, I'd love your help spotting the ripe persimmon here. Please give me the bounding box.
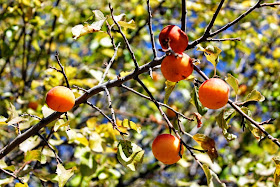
[159,25,188,53]
[198,78,229,109]
[46,86,75,112]
[152,134,184,165]
[161,53,193,82]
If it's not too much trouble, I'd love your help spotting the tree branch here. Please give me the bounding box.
[0,56,165,159]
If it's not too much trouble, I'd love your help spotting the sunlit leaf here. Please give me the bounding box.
[72,10,106,40]
[56,164,77,187]
[89,132,104,152]
[190,86,207,116]
[118,20,136,29]
[15,183,28,187]
[202,164,226,187]
[19,136,41,152]
[0,116,7,125]
[164,80,176,104]
[121,119,141,133]
[245,89,265,102]
[197,44,222,68]
[225,73,239,95]
[0,178,14,186]
[42,105,55,118]
[193,134,218,161]
[117,140,144,171]
[273,156,280,186]
[54,120,70,132]
[119,70,133,77]
[24,150,42,162]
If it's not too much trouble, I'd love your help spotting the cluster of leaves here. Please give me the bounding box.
[0,0,280,186]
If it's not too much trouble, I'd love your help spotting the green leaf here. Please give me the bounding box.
[241,107,263,140]
[225,73,239,95]
[273,156,280,186]
[197,44,222,68]
[190,86,207,116]
[164,80,177,104]
[216,109,237,141]
[24,150,42,162]
[117,140,144,171]
[202,164,226,187]
[245,89,265,102]
[193,134,218,162]
[56,164,77,187]
[79,151,97,177]
[121,119,141,133]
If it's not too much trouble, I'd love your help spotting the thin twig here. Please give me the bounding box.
[134,76,206,166]
[206,38,241,42]
[103,87,127,136]
[99,43,121,85]
[37,133,62,164]
[86,100,128,136]
[109,4,139,70]
[0,168,24,184]
[187,0,264,50]
[260,2,280,7]
[54,52,70,88]
[205,0,225,35]
[120,84,193,121]
[20,113,42,120]
[147,0,158,58]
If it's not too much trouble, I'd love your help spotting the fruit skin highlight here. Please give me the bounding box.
[161,53,193,82]
[152,134,184,165]
[46,86,75,112]
[198,78,230,109]
[159,25,189,53]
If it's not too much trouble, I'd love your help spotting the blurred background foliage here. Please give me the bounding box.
[0,0,279,186]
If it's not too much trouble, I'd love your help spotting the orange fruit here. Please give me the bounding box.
[152,134,184,164]
[161,53,193,82]
[46,86,75,112]
[159,25,188,53]
[198,78,229,109]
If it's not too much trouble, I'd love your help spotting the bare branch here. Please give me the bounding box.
[109,4,139,70]
[54,52,70,88]
[206,37,241,42]
[0,168,24,184]
[181,0,187,32]
[99,43,121,85]
[147,0,158,58]
[37,133,62,164]
[120,84,193,121]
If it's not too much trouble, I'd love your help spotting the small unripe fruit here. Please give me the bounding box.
[161,53,193,82]
[28,101,39,110]
[46,86,75,112]
[159,25,188,53]
[166,105,177,119]
[198,78,229,109]
[152,134,184,165]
